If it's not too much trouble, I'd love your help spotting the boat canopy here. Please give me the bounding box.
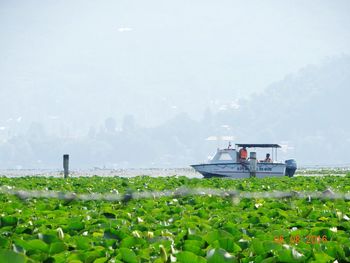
[235,143,281,148]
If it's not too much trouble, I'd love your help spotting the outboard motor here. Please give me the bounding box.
[285,159,297,177]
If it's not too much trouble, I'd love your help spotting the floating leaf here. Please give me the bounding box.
[0,249,25,263]
[94,258,108,263]
[204,230,234,245]
[67,221,85,231]
[75,236,91,250]
[49,242,66,255]
[206,248,237,263]
[119,248,138,263]
[0,216,18,227]
[27,239,49,253]
[102,212,116,219]
[177,251,206,263]
[39,233,59,244]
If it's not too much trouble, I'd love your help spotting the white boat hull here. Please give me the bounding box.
[191,162,286,179]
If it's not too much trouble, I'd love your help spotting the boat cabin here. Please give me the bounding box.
[210,148,237,163]
[210,143,282,164]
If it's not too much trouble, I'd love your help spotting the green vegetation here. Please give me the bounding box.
[1,175,350,262]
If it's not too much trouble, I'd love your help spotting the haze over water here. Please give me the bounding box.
[1,1,350,169]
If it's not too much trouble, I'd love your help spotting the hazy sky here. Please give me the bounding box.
[1,0,350,126]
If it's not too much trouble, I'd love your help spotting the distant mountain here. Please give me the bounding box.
[216,55,350,165]
[0,56,349,168]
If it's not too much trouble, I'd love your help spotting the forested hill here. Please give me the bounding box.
[217,55,350,165]
[1,56,350,168]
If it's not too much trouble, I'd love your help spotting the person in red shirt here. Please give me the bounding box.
[239,147,248,161]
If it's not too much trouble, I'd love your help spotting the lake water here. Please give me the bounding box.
[0,168,202,178]
[0,167,348,178]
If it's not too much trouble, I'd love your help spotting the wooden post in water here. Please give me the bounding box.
[249,152,257,178]
[63,154,69,178]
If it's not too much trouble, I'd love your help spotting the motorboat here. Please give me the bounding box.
[191,143,297,179]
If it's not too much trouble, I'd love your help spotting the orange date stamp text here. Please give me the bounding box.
[274,235,328,244]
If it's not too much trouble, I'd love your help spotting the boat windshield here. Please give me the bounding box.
[218,153,233,161]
